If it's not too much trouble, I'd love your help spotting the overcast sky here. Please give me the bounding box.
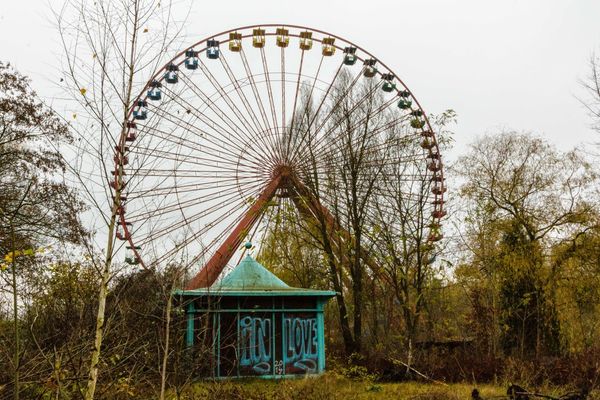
[2,0,600,160]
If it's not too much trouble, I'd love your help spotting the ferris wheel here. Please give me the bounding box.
[111,24,446,288]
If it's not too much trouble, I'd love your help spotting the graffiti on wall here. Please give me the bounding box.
[238,314,319,375]
[239,316,272,374]
[284,316,318,373]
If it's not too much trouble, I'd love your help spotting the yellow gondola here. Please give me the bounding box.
[363,59,377,78]
[300,31,313,50]
[229,32,242,52]
[322,37,335,56]
[276,28,289,48]
[253,28,265,48]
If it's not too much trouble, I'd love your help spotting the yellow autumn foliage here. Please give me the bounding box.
[0,247,43,271]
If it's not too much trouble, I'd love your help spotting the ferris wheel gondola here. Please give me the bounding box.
[109,24,447,286]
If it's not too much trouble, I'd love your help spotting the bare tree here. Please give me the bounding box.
[258,72,447,358]
[54,1,188,398]
[371,110,454,370]
[581,52,600,134]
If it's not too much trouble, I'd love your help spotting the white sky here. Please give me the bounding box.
[2,0,600,161]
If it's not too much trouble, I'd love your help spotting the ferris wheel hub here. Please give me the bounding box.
[271,164,294,179]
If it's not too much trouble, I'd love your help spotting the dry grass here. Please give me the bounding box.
[170,373,600,400]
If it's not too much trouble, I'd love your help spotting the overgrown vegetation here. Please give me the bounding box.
[2,4,600,399]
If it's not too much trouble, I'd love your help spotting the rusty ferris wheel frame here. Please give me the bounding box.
[110,24,447,289]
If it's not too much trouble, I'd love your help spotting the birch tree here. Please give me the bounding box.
[55,1,188,397]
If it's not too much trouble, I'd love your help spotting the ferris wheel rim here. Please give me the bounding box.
[113,23,446,272]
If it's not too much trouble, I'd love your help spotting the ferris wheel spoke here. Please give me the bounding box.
[129,132,258,171]
[312,67,370,135]
[196,58,265,141]
[175,73,268,156]
[126,173,264,208]
[132,166,258,177]
[141,104,274,175]
[307,162,428,181]
[313,127,413,169]
[285,60,346,166]
[130,141,264,174]
[315,181,431,212]
[219,52,282,166]
[153,86,271,168]
[127,178,262,222]
[127,178,262,205]
[281,47,287,156]
[152,208,238,268]
[125,177,264,213]
[287,49,306,157]
[233,196,273,266]
[141,100,241,158]
[294,108,410,172]
[259,47,285,160]
[289,71,382,166]
[238,49,280,158]
[218,54,266,135]
[184,190,281,272]
[148,187,270,267]
[302,95,409,166]
[132,123,266,172]
[134,179,266,248]
[181,213,245,271]
[300,55,324,125]
[129,177,259,198]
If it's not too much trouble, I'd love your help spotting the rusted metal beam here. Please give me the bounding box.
[185,172,284,289]
[288,174,390,285]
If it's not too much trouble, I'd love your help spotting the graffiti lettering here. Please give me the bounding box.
[284,317,318,373]
[239,316,272,374]
[274,359,284,375]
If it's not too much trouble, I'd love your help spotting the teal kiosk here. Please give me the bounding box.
[177,243,336,378]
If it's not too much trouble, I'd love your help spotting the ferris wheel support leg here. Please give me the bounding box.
[185,173,284,289]
[289,176,389,285]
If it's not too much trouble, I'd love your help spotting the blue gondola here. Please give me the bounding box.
[133,100,148,120]
[207,39,220,59]
[382,73,396,92]
[184,50,199,70]
[147,80,162,101]
[125,245,142,265]
[164,64,179,84]
[397,99,412,110]
[343,47,357,66]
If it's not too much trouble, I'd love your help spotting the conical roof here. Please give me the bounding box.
[175,242,336,298]
[213,255,290,290]
[175,252,336,298]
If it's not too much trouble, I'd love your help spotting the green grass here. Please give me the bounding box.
[169,373,600,400]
